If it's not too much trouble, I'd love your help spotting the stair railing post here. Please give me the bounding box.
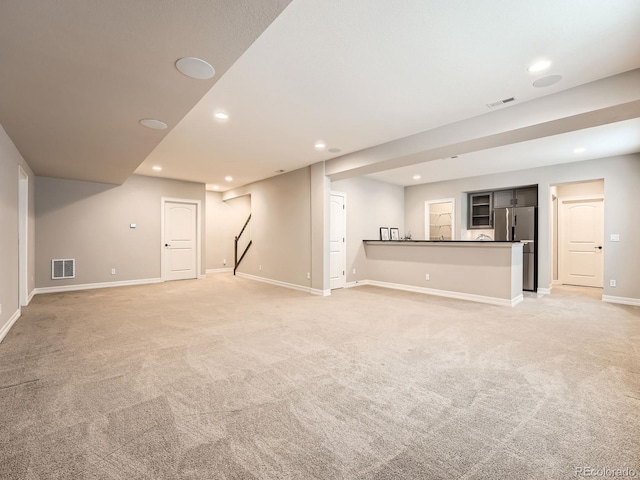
[234,236,238,275]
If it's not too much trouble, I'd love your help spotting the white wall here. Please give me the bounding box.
[556,179,604,198]
[331,176,404,284]
[404,154,640,300]
[35,174,206,288]
[0,125,35,341]
[205,192,251,271]
[224,168,312,287]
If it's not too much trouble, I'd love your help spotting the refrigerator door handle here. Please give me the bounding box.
[505,209,510,241]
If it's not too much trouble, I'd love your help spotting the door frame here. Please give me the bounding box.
[161,197,202,281]
[330,191,347,289]
[557,194,604,287]
[424,198,455,240]
[18,166,29,306]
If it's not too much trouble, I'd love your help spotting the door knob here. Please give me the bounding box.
[595,246,602,250]
[165,243,171,247]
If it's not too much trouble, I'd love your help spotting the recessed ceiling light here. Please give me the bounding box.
[528,60,552,73]
[314,140,326,151]
[328,148,342,154]
[413,174,422,180]
[214,111,229,121]
[175,57,215,80]
[139,118,167,130]
[533,74,563,88]
[224,176,233,182]
[573,147,587,154]
[152,165,162,172]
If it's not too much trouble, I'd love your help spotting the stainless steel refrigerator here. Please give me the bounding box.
[494,206,537,291]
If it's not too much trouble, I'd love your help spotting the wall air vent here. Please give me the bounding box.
[487,97,516,108]
[52,259,75,279]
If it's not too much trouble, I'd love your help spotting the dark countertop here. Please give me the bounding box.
[363,239,519,243]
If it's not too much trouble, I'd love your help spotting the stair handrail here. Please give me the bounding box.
[234,214,252,275]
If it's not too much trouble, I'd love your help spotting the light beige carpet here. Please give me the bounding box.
[0,274,638,479]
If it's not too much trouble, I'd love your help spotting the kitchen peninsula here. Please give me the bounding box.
[362,240,523,307]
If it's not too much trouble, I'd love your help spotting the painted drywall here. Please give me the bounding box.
[330,176,405,284]
[205,192,251,271]
[404,154,640,300]
[550,185,558,282]
[364,242,522,304]
[556,179,604,198]
[35,174,205,288]
[223,168,312,287]
[310,162,330,293]
[0,125,35,339]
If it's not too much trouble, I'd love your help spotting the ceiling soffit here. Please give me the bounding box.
[0,0,292,184]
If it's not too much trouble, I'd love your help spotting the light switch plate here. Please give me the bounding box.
[610,234,620,242]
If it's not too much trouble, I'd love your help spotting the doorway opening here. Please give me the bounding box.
[550,179,604,293]
[330,191,346,289]
[18,166,28,306]
[425,198,455,240]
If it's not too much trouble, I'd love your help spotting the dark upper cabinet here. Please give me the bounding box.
[468,192,493,229]
[493,190,514,208]
[515,187,537,206]
[493,186,538,208]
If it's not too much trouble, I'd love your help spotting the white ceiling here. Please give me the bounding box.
[366,118,640,186]
[2,1,640,187]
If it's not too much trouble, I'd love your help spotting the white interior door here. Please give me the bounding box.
[164,201,197,281]
[330,192,346,289]
[559,197,604,287]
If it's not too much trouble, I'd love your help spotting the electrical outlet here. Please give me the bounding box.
[352,268,356,275]
[223,259,226,265]
[111,268,116,275]
[610,279,616,287]
[425,274,430,281]
[610,234,620,242]
[306,272,310,279]
[259,265,262,271]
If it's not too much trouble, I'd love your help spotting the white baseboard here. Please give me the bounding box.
[33,278,163,295]
[344,281,359,289]
[198,274,207,279]
[26,289,35,305]
[356,279,523,307]
[310,288,331,296]
[552,280,561,285]
[236,272,320,295]
[602,295,640,307]
[537,286,552,295]
[0,308,21,343]
[205,268,232,274]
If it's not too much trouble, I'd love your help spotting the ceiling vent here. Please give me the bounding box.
[487,97,516,109]
[52,259,75,280]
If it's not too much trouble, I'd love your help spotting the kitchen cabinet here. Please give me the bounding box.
[493,186,538,208]
[468,191,493,229]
